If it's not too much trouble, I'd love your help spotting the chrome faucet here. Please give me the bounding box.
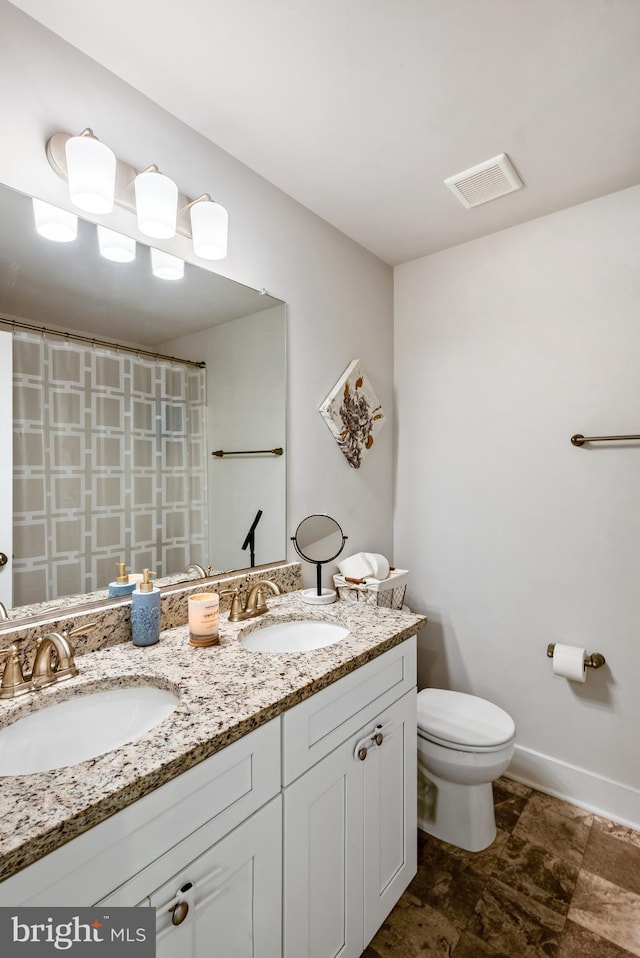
[0,601,8,622]
[221,580,282,622]
[184,563,212,578]
[0,621,97,699]
[31,631,79,689]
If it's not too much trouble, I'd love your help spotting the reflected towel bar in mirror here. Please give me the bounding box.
[212,447,284,457]
[571,433,640,446]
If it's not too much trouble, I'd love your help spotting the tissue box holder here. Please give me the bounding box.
[333,569,408,610]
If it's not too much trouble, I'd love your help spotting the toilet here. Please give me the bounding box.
[417,688,516,852]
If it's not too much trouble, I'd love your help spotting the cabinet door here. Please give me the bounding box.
[363,688,417,946]
[149,795,281,958]
[283,735,364,958]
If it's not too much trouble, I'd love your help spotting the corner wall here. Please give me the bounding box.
[394,184,640,826]
[0,1,394,589]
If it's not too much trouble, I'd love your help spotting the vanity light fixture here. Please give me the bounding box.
[134,166,178,239]
[32,198,78,243]
[64,129,116,214]
[45,130,228,260]
[150,247,184,281]
[97,225,136,263]
[189,195,229,260]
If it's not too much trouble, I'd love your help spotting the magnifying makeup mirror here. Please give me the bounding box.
[291,515,347,605]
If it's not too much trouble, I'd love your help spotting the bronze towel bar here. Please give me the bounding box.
[571,433,640,447]
[212,447,284,457]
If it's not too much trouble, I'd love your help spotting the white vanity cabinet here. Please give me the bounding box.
[0,717,281,909]
[116,796,282,958]
[0,634,417,958]
[282,638,417,958]
[149,797,281,957]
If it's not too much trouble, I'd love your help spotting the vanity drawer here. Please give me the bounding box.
[281,636,416,785]
[0,717,281,907]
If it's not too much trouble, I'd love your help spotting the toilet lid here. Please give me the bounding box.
[417,689,515,749]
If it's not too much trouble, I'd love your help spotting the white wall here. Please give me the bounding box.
[395,184,640,825]
[0,331,13,608]
[0,1,394,586]
[161,306,287,571]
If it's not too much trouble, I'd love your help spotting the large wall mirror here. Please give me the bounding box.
[0,181,286,622]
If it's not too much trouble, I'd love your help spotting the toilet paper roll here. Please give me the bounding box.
[552,643,586,683]
[363,553,390,580]
[337,553,373,579]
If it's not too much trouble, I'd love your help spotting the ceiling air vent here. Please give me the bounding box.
[444,153,524,209]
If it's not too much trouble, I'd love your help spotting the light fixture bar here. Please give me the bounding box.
[45,132,211,241]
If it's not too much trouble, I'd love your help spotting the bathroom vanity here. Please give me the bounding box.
[0,591,424,958]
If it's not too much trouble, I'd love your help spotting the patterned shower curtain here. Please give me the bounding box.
[12,330,208,606]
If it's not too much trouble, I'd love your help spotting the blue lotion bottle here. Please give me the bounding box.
[131,569,161,647]
[108,561,137,598]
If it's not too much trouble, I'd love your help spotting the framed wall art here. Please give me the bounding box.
[319,359,385,469]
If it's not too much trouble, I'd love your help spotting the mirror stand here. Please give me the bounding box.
[291,514,347,605]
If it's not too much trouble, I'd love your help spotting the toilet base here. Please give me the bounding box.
[417,763,497,852]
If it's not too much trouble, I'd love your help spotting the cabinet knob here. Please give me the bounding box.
[0,553,7,567]
[171,900,189,926]
[373,732,384,746]
[357,746,368,761]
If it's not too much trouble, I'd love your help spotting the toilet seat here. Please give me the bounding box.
[417,689,515,753]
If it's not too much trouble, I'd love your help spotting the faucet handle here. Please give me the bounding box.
[220,588,244,621]
[0,644,31,699]
[65,621,98,642]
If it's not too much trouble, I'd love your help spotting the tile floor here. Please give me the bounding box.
[363,777,640,957]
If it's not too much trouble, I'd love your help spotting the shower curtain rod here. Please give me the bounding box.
[0,316,206,369]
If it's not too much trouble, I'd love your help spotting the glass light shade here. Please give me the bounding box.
[151,247,184,281]
[64,134,116,214]
[32,198,78,243]
[97,226,136,263]
[134,170,178,239]
[190,200,229,260]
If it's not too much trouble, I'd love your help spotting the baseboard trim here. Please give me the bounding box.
[507,745,640,831]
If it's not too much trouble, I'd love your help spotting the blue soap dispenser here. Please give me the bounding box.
[108,561,137,598]
[131,569,160,647]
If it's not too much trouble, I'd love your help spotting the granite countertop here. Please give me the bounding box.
[0,590,426,882]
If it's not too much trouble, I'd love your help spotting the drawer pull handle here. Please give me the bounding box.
[373,732,384,746]
[357,746,368,761]
[171,901,189,926]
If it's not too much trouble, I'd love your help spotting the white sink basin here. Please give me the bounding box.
[240,619,349,653]
[0,685,179,776]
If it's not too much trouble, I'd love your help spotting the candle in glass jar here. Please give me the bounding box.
[188,592,220,647]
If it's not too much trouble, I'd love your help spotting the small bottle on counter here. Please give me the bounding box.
[108,561,137,598]
[131,569,161,647]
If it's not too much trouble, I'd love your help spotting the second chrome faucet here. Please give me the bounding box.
[220,580,282,622]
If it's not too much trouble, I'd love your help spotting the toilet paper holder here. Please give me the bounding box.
[546,644,606,669]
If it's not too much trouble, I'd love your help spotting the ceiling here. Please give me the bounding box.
[9,0,640,266]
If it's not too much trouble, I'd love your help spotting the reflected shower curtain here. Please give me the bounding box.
[12,330,208,606]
